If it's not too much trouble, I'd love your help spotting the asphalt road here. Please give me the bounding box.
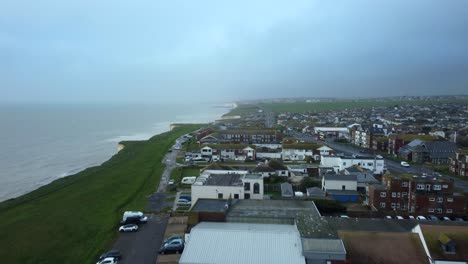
[112,215,168,264]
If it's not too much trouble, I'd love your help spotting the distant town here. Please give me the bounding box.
[136,95,468,264]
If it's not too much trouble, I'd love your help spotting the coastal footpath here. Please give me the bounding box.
[0,124,202,264]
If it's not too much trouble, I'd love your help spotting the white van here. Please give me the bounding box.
[123,211,147,222]
[181,176,196,185]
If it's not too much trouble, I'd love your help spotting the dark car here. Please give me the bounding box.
[159,238,184,254]
[99,249,122,261]
[179,195,192,201]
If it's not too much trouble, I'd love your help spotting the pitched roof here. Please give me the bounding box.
[202,163,234,171]
[252,165,276,173]
[268,159,288,170]
[282,143,323,150]
[324,174,358,182]
[420,225,468,262]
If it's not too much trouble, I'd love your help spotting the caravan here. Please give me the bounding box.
[181,177,197,185]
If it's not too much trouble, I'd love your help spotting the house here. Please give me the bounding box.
[320,154,385,175]
[322,174,359,202]
[281,182,294,198]
[388,134,437,156]
[268,159,289,177]
[198,132,223,144]
[195,127,214,141]
[191,174,263,205]
[341,166,379,194]
[449,151,468,177]
[282,143,317,161]
[255,146,282,160]
[412,224,468,264]
[219,129,282,144]
[200,144,256,161]
[399,140,457,164]
[367,174,466,214]
[251,164,276,178]
[179,222,306,264]
[317,145,334,156]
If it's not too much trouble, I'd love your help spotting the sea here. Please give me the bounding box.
[0,103,229,202]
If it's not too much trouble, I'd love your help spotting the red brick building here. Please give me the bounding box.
[367,175,466,216]
[449,152,468,177]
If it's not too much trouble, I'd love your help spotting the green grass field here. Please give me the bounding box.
[0,124,202,264]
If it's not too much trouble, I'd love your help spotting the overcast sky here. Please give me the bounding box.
[1,0,468,103]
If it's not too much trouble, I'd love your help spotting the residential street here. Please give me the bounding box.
[325,139,468,192]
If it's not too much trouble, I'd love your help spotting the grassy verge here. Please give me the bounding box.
[0,124,202,264]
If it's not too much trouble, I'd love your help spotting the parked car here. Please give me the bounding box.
[176,198,191,206]
[385,216,392,219]
[179,195,192,202]
[119,224,138,232]
[340,215,350,218]
[168,179,175,185]
[99,250,122,261]
[427,215,438,221]
[442,217,451,221]
[400,161,410,167]
[396,216,404,220]
[163,234,183,244]
[408,215,415,220]
[96,257,117,264]
[416,216,427,220]
[455,218,465,222]
[159,238,184,254]
[120,216,146,225]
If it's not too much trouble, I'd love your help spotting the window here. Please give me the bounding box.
[426,184,431,191]
[428,208,434,213]
[392,192,396,198]
[433,185,442,191]
[244,182,250,191]
[402,182,408,187]
[234,194,239,199]
[218,193,223,199]
[447,209,453,213]
[342,185,346,191]
[380,192,386,198]
[380,202,386,208]
[437,208,442,214]
[367,162,373,166]
[245,193,250,199]
[437,197,443,203]
[417,184,425,190]
[343,162,347,166]
[397,203,400,208]
[429,197,435,202]
[447,198,453,202]
[397,192,401,198]
[402,192,407,196]
[391,203,396,208]
[253,183,260,194]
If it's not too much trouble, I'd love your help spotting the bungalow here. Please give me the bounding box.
[191,174,264,205]
[251,165,276,178]
[268,160,289,177]
[201,163,248,176]
[320,154,385,175]
[282,143,322,161]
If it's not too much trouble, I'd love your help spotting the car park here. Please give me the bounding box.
[159,238,184,254]
[400,161,410,167]
[396,216,404,220]
[96,257,117,264]
[416,216,427,220]
[98,250,122,261]
[119,224,138,232]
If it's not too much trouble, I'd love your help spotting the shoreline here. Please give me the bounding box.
[0,124,205,263]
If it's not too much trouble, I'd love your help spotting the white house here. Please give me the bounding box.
[282,143,317,161]
[201,144,255,161]
[320,155,385,175]
[317,146,334,156]
[322,174,358,192]
[191,174,263,205]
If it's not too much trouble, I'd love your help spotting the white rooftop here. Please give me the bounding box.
[179,222,306,264]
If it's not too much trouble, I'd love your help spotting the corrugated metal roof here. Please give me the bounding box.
[179,222,306,264]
